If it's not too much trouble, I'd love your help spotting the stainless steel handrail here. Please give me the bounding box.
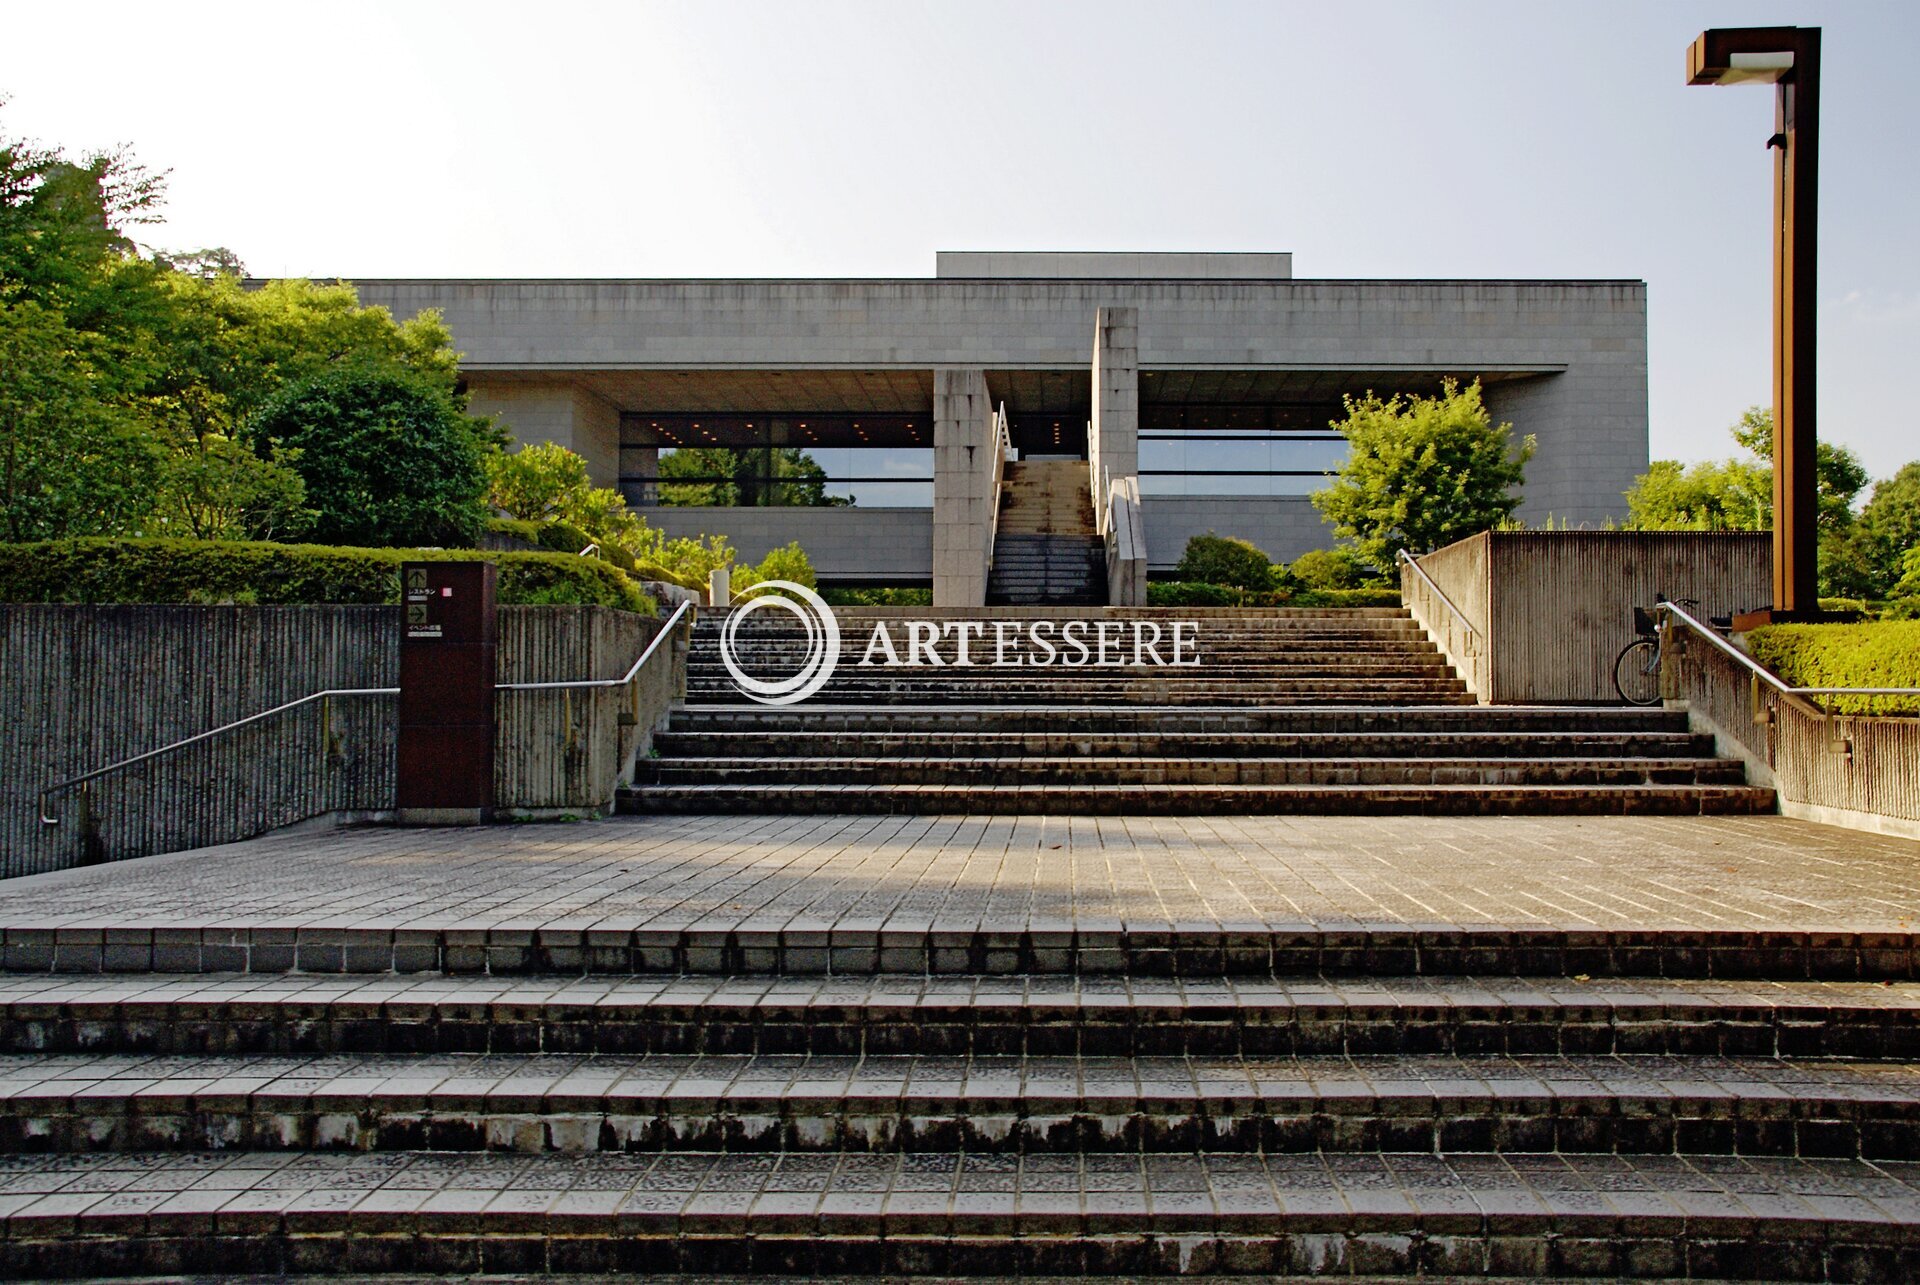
[496,599,694,691]
[39,686,400,825]
[38,600,696,824]
[1395,548,1479,641]
[1657,599,1920,701]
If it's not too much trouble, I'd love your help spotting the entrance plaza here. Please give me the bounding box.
[2,812,1915,953]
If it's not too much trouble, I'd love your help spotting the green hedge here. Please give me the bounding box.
[1147,581,1401,608]
[0,538,654,613]
[1747,621,1920,715]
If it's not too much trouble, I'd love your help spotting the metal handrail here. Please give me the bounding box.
[496,599,694,691]
[38,600,696,824]
[1396,548,1480,641]
[1657,600,1920,701]
[39,686,399,825]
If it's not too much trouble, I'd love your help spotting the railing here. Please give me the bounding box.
[38,686,399,827]
[1657,599,1920,715]
[1395,549,1479,643]
[38,600,695,830]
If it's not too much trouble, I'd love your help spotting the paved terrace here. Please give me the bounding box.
[1,814,1916,957]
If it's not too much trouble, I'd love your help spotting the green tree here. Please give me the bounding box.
[485,441,653,553]
[250,367,492,547]
[0,301,158,541]
[1625,406,1879,597]
[1623,457,1772,531]
[1312,379,1534,567]
[1852,463,1920,598]
[146,432,310,541]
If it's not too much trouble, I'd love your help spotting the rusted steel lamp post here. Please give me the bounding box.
[1686,26,1822,620]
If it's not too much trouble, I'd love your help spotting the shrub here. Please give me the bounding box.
[733,542,817,592]
[820,587,934,606]
[249,366,493,548]
[1746,621,1920,715]
[1289,547,1376,591]
[1147,581,1240,607]
[534,521,593,555]
[1174,534,1276,591]
[485,517,542,547]
[0,538,653,613]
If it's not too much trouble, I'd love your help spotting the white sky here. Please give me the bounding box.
[7,0,1919,480]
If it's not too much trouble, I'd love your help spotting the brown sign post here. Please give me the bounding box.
[397,561,496,824]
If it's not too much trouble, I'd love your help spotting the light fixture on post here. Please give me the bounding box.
[1686,26,1822,620]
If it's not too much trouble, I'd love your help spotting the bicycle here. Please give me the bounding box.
[1612,596,1699,706]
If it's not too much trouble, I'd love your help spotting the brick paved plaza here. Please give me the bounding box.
[4,813,1915,941]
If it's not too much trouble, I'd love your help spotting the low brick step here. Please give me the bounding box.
[4,1147,1916,1278]
[666,705,1694,736]
[652,731,1718,759]
[618,781,1772,816]
[687,661,1460,680]
[707,643,1445,661]
[6,920,1910,981]
[8,1051,1918,1159]
[1,974,1913,1058]
[639,757,1749,789]
[683,680,1474,704]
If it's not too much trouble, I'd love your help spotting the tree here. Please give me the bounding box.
[0,301,158,541]
[1625,406,1880,597]
[249,367,492,547]
[485,441,652,551]
[1854,463,1920,596]
[1312,379,1535,567]
[146,432,310,541]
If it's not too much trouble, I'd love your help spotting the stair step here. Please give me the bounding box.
[8,1050,1917,1158]
[2,1147,1914,1278]
[641,758,1749,788]
[653,732,1716,757]
[666,705,1693,733]
[2,974,1911,1057]
[619,782,1774,815]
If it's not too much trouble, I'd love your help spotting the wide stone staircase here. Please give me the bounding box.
[2,912,1919,1277]
[5,607,1886,1279]
[619,607,1774,816]
[988,460,1106,605]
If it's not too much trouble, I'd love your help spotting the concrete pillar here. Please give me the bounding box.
[1090,307,1139,489]
[465,376,623,488]
[932,367,995,607]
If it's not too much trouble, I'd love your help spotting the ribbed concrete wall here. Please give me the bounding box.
[1678,628,1920,839]
[3,606,677,878]
[1404,532,1772,704]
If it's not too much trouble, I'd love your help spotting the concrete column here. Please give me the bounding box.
[1090,307,1139,488]
[932,367,995,607]
[465,376,623,488]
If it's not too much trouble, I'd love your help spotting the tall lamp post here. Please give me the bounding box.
[1686,26,1822,620]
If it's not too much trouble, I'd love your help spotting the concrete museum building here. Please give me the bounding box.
[353,252,1648,606]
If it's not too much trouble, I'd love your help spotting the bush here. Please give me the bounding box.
[0,538,653,613]
[1296,587,1402,607]
[249,366,494,548]
[1147,581,1240,607]
[485,517,542,547]
[820,586,934,607]
[733,542,816,592]
[1746,621,1920,715]
[1174,534,1277,591]
[534,520,593,555]
[1289,547,1375,591]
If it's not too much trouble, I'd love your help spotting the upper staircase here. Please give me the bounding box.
[619,607,1774,817]
[989,460,1105,605]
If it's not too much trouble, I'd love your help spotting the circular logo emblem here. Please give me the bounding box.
[718,580,841,704]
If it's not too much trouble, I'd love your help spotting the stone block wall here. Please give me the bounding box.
[932,368,995,606]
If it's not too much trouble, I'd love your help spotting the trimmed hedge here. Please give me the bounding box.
[1747,621,1920,715]
[0,538,654,613]
[1147,581,1401,609]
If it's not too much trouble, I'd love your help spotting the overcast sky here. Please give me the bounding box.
[8,1,1918,481]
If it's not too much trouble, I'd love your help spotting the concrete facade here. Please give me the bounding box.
[350,256,1649,593]
[931,368,996,607]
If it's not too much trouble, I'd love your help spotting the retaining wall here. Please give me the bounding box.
[1402,531,1771,704]
[1,605,679,878]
